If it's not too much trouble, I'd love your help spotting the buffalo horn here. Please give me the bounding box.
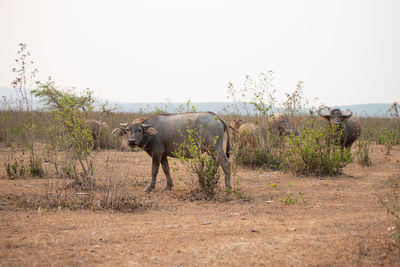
[317,106,331,119]
[141,123,152,129]
[341,109,353,119]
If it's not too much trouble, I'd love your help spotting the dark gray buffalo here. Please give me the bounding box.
[317,106,361,149]
[116,112,232,192]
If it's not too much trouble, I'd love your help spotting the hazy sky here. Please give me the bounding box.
[1,0,399,106]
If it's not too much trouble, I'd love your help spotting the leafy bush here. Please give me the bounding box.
[282,126,352,176]
[356,140,372,167]
[173,126,221,196]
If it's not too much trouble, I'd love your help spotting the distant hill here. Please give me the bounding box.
[117,102,394,117]
[0,86,394,117]
[0,86,41,109]
[331,104,393,117]
[0,86,15,99]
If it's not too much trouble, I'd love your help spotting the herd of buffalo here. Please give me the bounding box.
[87,107,361,192]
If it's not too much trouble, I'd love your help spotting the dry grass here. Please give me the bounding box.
[1,145,400,266]
[1,108,400,265]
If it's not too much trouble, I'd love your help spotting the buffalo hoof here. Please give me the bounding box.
[144,185,154,193]
[163,185,173,191]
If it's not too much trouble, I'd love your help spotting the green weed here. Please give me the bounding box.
[269,182,308,205]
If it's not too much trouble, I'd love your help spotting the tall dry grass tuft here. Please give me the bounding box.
[226,72,283,169]
[1,43,45,178]
[381,177,400,249]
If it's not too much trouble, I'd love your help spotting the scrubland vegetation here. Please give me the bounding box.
[2,44,400,265]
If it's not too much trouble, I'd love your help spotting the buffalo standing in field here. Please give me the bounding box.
[229,120,258,136]
[229,120,263,147]
[317,106,361,149]
[114,112,232,192]
[229,113,297,147]
[268,113,298,137]
[85,119,107,149]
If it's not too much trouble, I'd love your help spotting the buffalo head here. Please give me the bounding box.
[317,106,359,148]
[229,119,243,131]
[112,122,158,146]
[111,123,128,136]
[318,106,353,128]
[127,123,158,146]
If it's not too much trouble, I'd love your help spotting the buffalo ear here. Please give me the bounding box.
[112,128,127,136]
[141,124,158,135]
[144,127,158,135]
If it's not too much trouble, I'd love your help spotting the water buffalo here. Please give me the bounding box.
[229,120,261,147]
[317,106,361,149]
[116,112,231,192]
[268,113,298,137]
[85,119,107,149]
[229,120,258,135]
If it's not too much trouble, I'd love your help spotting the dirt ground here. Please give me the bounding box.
[1,145,400,266]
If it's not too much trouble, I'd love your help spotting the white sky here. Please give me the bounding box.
[1,0,399,105]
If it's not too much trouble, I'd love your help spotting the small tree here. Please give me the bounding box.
[33,78,95,187]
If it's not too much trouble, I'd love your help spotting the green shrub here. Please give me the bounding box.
[378,129,400,155]
[269,182,308,205]
[356,140,372,167]
[29,153,44,177]
[282,126,352,176]
[6,160,19,178]
[4,153,43,179]
[173,126,221,196]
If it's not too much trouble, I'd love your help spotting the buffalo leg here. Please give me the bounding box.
[161,155,173,190]
[144,156,161,192]
[216,150,232,190]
